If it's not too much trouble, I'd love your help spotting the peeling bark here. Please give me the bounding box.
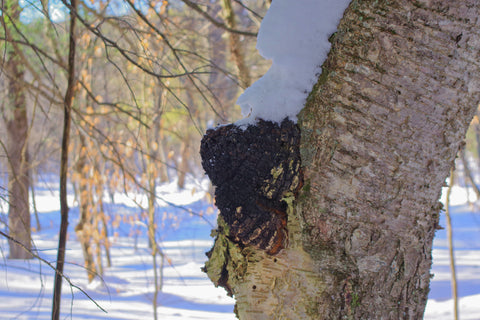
[201,0,480,319]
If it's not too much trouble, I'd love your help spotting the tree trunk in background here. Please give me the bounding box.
[157,140,170,184]
[445,168,459,320]
[97,195,112,268]
[6,65,32,260]
[460,148,480,199]
[154,87,170,183]
[147,154,161,320]
[203,1,480,319]
[4,0,32,259]
[74,134,97,283]
[221,0,251,89]
[177,141,190,190]
[207,3,237,122]
[177,79,197,190]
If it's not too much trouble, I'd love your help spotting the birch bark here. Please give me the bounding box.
[203,1,480,319]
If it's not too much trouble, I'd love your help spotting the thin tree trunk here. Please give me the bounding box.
[176,79,197,190]
[6,89,31,259]
[74,135,97,283]
[460,148,480,200]
[475,120,480,168]
[445,168,459,320]
[94,206,103,278]
[154,89,169,183]
[144,93,165,318]
[52,0,77,317]
[3,0,32,260]
[221,0,251,89]
[202,1,480,319]
[157,140,170,184]
[177,141,190,190]
[30,179,41,231]
[92,162,109,276]
[98,195,112,268]
[207,3,236,122]
[146,158,161,320]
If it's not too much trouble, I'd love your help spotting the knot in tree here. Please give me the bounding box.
[200,118,302,254]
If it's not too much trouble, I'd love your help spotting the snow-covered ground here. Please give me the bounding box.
[424,185,480,319]
[1,0,479,317]
[0,177,237,320]
[0,177,479,319]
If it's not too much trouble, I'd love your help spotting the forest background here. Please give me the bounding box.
[0,0,266,262]
[0,0,268,317]
[0,0,479,319]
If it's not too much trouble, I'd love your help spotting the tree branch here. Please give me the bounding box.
[0,230,107,314]
[180,0,257,37]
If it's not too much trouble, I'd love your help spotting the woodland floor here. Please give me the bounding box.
[0,177,478,319]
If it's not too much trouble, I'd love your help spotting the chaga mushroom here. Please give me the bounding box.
[200,118,302,254]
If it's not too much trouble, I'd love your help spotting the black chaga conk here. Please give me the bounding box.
[200,118,302,254]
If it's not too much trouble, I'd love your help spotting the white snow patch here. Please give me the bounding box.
[439,184,479,206]
[0,177,479,319]
[109,178,208,208]
[0,177,209,214]
[236,0,350,125]
[425,294,480,320]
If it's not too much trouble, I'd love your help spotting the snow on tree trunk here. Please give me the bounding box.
[201,0,480,319]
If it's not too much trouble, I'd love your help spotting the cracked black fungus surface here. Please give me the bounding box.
[200,118,302,254]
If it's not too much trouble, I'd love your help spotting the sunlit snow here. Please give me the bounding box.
[0,1,479,319]
[0,178,479,319]
[236,0,350,125]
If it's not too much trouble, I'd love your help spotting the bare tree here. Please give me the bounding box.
[52,0,78,317]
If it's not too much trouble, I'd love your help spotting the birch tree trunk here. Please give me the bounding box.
[202,0,480,319]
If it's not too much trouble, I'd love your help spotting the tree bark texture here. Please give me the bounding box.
[5,55,32,259]
[3,0,32,260]
[202,1,480,319]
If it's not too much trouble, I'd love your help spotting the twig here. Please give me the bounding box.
[180,0,257,37]
[0,230,107,313]
[445,167,459,320]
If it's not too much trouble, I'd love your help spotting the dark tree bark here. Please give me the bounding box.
[201,1,480,319]
[52,0,77,318]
